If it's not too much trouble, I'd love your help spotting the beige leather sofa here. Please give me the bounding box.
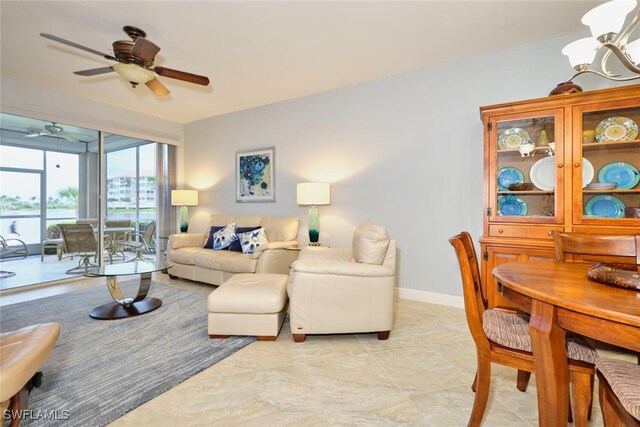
[287,220,396,342]
[167,215,300,286]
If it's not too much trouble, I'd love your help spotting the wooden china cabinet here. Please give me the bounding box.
[480,85,640,308]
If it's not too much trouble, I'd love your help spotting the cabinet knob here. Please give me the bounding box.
[498,228,503,233]
[557,163,564,168]
[548,231,552,236]
[574,162,580,167]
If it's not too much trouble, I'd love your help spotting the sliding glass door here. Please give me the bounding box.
[0,111,174,289]
[0,167,43,254]
[105,136,157,241]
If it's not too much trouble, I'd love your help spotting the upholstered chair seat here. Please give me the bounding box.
[596,357,640,425]
[482,310,597,364]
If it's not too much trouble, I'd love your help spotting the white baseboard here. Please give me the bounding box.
[396,287,464,309]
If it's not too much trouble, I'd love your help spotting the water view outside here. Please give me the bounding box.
[1,141,157,248]
[1,147,79,245]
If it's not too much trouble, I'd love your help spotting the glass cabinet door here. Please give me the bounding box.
[575,102,640,224]
[489,109,564,223]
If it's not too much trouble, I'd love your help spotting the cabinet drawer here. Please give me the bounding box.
[488,224,563,240]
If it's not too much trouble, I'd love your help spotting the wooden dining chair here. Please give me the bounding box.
[553,231,640,365]
[596,358,640,427]
[552,231,640,265]
[450,231,597,427]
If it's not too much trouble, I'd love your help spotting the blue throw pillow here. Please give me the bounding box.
[229,226,262,252]
[239,228,269,254]
[203,226,225,249]
[213,223,238,250]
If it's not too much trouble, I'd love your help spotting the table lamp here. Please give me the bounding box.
[297,182,330,245]
[171,190,198,232]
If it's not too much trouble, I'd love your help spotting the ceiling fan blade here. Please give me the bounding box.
[25,127,42,137]
[59,133,81,143]
[152,66,210,86]
[146,77,170,96]
[40,33,116,61]
[131,38,160,64]
[74,66,115,76]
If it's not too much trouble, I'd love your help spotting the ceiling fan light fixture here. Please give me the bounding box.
[113,63,154,84]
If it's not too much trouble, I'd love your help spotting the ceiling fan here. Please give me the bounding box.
[40,26,210,96]
[25,122,91,143]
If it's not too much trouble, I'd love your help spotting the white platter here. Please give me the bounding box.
[530,156,593,190]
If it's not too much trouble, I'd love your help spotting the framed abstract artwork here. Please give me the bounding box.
[236,146,275,202]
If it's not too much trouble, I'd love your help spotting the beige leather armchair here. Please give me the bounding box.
[287,220,396,342]
[1,323,60,426]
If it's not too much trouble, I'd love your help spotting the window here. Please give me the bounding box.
[106,140,157,234]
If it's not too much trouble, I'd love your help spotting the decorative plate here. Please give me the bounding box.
[529,156,555,190]
[597,161,640,190]
[595,116,639,142]
[530,156,593,190]
[497,167,525,190]
[582,158,594,188]
[498,128,531,150]
[497,196,528,216]
[584,195,626,218]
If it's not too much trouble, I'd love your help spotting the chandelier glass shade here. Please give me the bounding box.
[562,0,640,82]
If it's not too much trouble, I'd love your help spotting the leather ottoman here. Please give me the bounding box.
[207,273,289,341]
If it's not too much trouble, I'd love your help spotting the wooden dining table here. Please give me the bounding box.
[493,260,640,427]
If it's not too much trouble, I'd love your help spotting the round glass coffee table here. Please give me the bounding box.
[85,260,171,320]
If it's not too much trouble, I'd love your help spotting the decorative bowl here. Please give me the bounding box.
[508,182,535,191]
[549,81,583,96]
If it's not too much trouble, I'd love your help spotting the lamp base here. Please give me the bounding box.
[179,205,189,233]
[308,206,319,244]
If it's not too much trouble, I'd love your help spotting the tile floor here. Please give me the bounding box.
[2,272,635,426]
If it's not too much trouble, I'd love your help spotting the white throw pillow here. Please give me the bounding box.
[352,220,390,265]
[213,223,238,250]
[239,228,269,254]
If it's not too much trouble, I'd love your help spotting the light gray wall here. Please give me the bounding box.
[183,32,632,300]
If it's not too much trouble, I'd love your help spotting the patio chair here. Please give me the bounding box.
[0,235,29,278]
[104,219,132,242]
[119,221,156,262]
[41,220,98,262]
[59,224,106,274]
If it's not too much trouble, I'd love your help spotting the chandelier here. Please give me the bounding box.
[562,0,640,82]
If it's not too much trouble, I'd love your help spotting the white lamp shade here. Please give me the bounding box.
[581,0,637,40]
[627,38,640,63]
[113,63,154,84]
[297,182,330,206]
[562,37,599,68]
[171,190,199,206]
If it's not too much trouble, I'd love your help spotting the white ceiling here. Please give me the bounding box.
[1,1,597,124]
